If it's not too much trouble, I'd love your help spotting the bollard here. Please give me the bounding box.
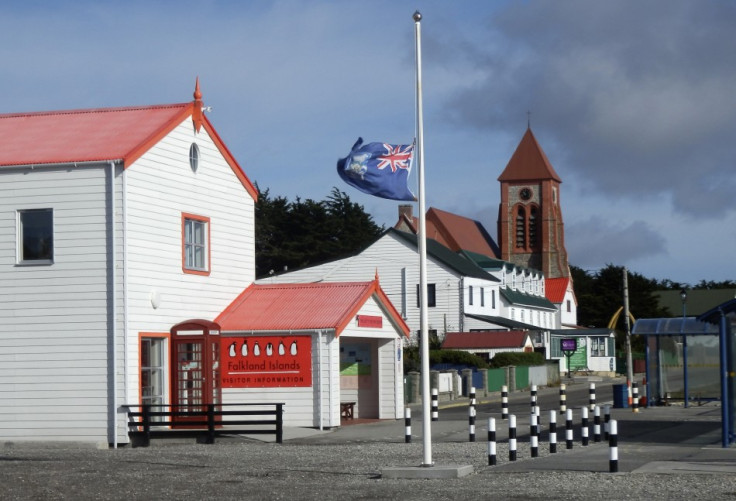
[530,413,539,458]
[549,410,557,453]
[501,385,509,420]
[509,414,517,461]
[566,409,573,449]
[594,405,601,443]
[604,404,611,440]
[609,419,619,473]
[470,386,476,407]
[404,407,411,443]
[469,405,476,442]
[581,406,589,446]
[530,384,537,408]
[559,384,567,414]
[589,383,596,411]
[534,406,541,437]
[488,417,496,466]
[431,388,439,421]
[632,383,640,413]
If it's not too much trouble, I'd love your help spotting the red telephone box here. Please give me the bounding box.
[170,319,221,426]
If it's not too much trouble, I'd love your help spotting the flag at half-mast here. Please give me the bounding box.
[337,137,416,201]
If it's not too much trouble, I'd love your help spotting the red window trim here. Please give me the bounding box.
[181,212,211,276]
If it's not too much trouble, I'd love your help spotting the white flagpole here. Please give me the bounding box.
[413,10,433,467]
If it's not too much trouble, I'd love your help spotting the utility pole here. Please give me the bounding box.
[623,267,634,406]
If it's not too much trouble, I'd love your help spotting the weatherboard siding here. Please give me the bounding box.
[0,164,122,442]
[122,119,255,408]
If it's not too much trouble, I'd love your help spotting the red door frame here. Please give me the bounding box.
[170,319,222,426]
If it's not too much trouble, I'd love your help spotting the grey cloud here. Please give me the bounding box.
[566,216,667,270]
[440,0,736,219]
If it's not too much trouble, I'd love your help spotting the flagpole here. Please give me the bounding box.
[413,10,433,468]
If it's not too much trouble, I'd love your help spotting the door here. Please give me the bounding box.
[170,320,221,426]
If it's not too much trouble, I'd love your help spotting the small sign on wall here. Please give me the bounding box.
[221,335,312,388]
[356,315,382,328]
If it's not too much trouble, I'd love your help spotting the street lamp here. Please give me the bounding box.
[680,288,688,407]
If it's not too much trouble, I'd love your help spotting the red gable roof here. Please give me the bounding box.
[442,331,530,349]
[0,82,257,200]
[215,280,410,337]
[545,277,570,303]
[426,207,498,258]
[498,128,561,183]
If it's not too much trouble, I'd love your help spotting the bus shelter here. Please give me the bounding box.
[632,300,735,447]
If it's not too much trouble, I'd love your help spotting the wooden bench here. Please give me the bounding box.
[340,402,356,420]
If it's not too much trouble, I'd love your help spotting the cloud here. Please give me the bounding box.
[565,216,667,270]
[442,0,736,219]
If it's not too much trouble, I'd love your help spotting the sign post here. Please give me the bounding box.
[561,338,577,379]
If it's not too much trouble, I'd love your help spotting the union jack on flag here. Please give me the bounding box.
[337,137,416,201]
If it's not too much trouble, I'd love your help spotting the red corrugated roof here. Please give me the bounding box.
[0,104,191,167]
[442,331,530,349]
[0,83,257,200]
[545,277,570,303]
[215,281,410,337]
[498,128,562,183]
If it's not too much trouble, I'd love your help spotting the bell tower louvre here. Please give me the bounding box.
[497,127,570,279]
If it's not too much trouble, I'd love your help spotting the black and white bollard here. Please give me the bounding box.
[581,406,589,446]
[469,405,476,442]
[509,414,517,461]
[534,406,541,437]
[488,417,496,466]
[589,383,596,411]
[604,404,611,440]
[632,382,640,413]
[501,385,509,420]
[566,409,574,449]
[549,410,557,453]
[530,384,537,408]
[404,407,411,443]
[609,419,619,473]
[470,386,476,407]
[431,388,439,421]
[560,384,567,414]
[594,405,601,443]
[530,413,539,457]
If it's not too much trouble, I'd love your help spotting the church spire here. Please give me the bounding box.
[498,127,561,183]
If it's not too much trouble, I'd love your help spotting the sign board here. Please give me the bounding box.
[357,314,382,328]
[221,335,312,388]
[561,338,577,352]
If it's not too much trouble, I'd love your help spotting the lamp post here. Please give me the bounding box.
[680,288,688,408]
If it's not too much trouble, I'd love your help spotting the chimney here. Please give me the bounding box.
[398,204,413,221]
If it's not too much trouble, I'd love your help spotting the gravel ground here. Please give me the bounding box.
[2,440,735,500]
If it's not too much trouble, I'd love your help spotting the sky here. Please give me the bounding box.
[2,0,735,287]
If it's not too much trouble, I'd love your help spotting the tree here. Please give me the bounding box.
[255,186,383,278]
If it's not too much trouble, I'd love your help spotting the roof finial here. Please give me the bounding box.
[192,77,204,133]
[527,110,531,130]
[375,268,380,282]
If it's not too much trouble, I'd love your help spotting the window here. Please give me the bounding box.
[491,290,496,309]
[566,300,571,313]
[529,206,538,248]
[189,143,200,172]
[515,206,526,248]
[468,285,474,305]
[480,288,485,307]
[18,209,53,264]
[416,283,436,308]
[590,337,610,357]
[182,214,210,275]
[141,336,166,420]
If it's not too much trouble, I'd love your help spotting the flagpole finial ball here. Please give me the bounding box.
[413,11,422,22]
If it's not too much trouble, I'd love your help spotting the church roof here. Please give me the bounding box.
[545,277,571,303]
[498,128,562,183]
[425,207,500,258]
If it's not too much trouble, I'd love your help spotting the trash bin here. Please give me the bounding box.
[613,384,629,408]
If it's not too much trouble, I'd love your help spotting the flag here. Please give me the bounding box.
[337,137,416,201]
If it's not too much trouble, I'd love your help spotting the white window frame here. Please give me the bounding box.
[182,213,210,275]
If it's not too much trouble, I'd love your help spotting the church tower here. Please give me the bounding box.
[497,127,569,278]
